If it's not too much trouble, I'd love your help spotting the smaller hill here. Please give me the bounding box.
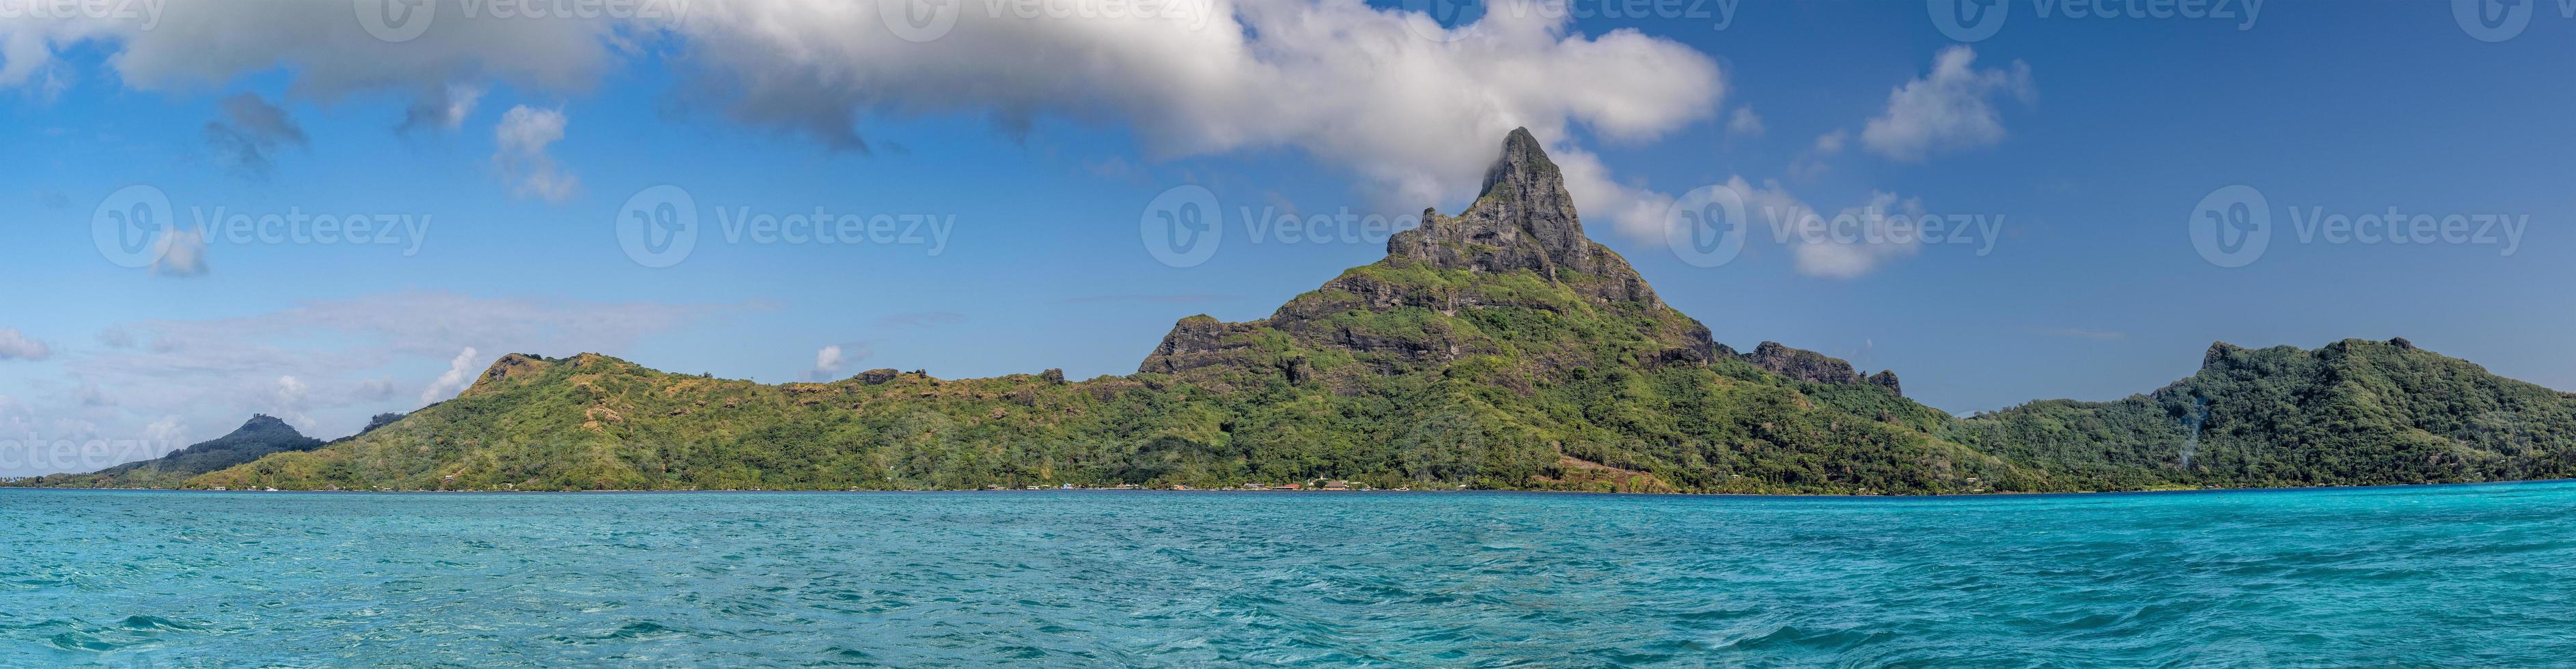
[1948,338,2576,489]
[8,415,326,488]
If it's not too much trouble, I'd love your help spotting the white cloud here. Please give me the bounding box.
[808,343,872,381]
[0,2,622,96]
[7,0,1720,234]
[1552,145,1676,243]
[494,105,578,202]
[152,226,209,276]
[0,328,51,360]
[1724,175,1812,227]
[1726,106,1763,137]
[1813,129,1848,154]
[355,376,397,401]
[1859,46,2034,162]
[273,375,316,429]
[275,375,309,405]
[421,347,484,404]
[682,0,1720,236]
[1788,130,1847,180]
[142,414,190,447]
[1790,190,1926,279]
[1654,177,1926,279]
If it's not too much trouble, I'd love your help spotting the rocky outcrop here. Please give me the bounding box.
[462,354,554,397]
[1745,342,1861,385]
[1742,342,1905,397]
[1868,370,1903,396]
[1140,315,1267,374]
[856,368,902,385]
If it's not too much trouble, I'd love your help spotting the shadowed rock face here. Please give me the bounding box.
[1745,342,1859,384]
[1868,370,1904,396]
[1140,316,1268,375]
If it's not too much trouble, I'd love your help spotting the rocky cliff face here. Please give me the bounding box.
[1741,341,1903,397]
[1382,128,1661,307]
[1137,128,1715,385]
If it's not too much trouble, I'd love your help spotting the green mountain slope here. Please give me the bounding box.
[184,129,2027,494]
[165,130,2576,495]
[1948,338,2576,489]
[186,350,2031,494]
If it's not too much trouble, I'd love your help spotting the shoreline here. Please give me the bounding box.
[5,478,2568,499]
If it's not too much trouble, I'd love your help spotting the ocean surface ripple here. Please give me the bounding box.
[6,482,2575,667]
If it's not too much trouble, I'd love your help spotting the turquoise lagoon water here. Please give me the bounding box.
[4,482,2575,667]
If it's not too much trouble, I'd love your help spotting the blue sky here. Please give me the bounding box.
[3,0,2571,474]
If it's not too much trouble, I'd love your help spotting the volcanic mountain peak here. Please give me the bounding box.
[1136,128,1709,382]
[1384,127,1660,307]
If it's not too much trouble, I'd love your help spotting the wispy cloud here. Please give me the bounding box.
[1860,46,2035,162]
[0,328,53,361]
[419,347,483,404]
[1726,106,1764,138]
[494,105,578,202]
[203,92,306,177]
[807,342,873,382]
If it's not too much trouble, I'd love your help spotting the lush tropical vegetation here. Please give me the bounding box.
[1949,338,2576,489]
[24,130,2576,496]
[174,259,2035,494]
